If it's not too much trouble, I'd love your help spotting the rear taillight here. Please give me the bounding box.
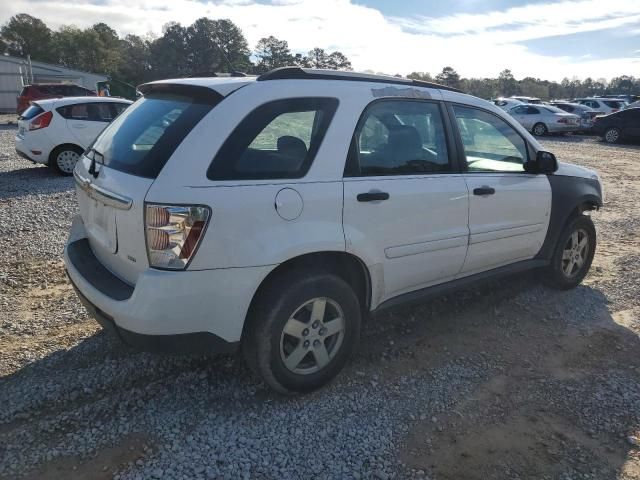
[145,204,210,270]
[557,117,569,124]
[29,111,53,130]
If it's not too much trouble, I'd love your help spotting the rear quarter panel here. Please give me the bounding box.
[147,81,372,269]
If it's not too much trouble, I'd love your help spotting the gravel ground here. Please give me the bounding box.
[0,128,639,480]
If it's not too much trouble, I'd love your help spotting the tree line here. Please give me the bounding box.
[1,13,638,100]
[0,14,352,85]
[408,67,639,100]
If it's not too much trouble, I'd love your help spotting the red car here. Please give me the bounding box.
[17,84,96,115]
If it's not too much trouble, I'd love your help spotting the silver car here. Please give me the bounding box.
[549,102,602,130]
[509,104,581,136]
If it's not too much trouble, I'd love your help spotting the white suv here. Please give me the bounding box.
[15,97,132,175]
[64,68,603,393]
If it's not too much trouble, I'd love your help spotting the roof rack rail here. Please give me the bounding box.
[257,67,463,93]
[187,71,248,78]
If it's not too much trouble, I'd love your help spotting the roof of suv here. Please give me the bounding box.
[141,67,463,97]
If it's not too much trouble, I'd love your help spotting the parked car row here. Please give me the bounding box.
[492,95,638,144]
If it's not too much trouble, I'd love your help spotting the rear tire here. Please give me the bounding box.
[242,270,361,394]
[532,123,548,136]
[542,215,596,290]
[604,127,621,144]
[50,145,83,176]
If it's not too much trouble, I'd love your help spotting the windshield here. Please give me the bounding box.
[89,91,219,178]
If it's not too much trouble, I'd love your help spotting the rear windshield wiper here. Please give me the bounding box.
[87,148,104,178]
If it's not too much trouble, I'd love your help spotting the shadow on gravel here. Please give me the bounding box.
[377,278,640,480]
[0,125,17,131]
[0,165,73,200]
[1,272,639,480]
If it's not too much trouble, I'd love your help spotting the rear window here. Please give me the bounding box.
[19,104,44,120]
[207,97,339,180]
[88,87,220,178]
[604,101,624,109]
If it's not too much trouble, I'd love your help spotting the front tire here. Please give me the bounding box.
[243,271,361,394]
[604,127,621,144]
[50,145,83,176]
[532,123,548,136]
[543,215,596,290]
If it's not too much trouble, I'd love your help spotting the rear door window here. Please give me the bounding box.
[58,103,90,120]
[88,103,114,122]
[207,98,338,180]
[110,102,129,117]
[89,88,220,178]
[349,100,451,176]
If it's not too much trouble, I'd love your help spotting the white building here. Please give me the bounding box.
[0,54,108,113]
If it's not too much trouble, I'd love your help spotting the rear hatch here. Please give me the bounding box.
[17,103,45,137]
[74,84,223,285]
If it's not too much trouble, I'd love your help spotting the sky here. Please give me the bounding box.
[1,0,639,80]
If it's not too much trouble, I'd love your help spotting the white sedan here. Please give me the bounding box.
[15,96,132,175]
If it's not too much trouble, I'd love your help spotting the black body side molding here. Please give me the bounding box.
[374,258,548,313]
[535,175,602,261]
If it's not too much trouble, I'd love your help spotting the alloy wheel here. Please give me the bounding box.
[561,228,589,278]
[533,123,547,136]
[279,297,345,375]
[605,128,619,144]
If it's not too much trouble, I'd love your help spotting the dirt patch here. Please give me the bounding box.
[16,433,153,480]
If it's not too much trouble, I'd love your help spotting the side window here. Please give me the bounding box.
[511,106,527,114]
[61,103,90,120]
[351,100,451,176]
[110,102,129,117]
[527,107,540,114]
[88,103,114,122]
[208,97,338,180]
[452,105,528,173]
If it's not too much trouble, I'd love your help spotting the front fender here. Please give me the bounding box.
[535,175,602,261]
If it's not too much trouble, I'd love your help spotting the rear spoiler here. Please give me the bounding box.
[137,83,223,105]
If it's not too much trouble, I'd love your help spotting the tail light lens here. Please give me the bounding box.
[557,117,569,124]
[145,204,210,270]
[29,111,53,130]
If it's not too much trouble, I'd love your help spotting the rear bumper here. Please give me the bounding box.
[64,215,273,353]
[67,272,238,354]
[15,133,51,164]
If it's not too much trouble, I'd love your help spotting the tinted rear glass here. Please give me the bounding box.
[89,90,219,178]
[604,101,623,108]
[20,104,44,120]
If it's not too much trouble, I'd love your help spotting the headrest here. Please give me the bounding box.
[277,136,308,159]
[387,125,422,153]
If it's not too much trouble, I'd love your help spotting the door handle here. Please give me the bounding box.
[357,191,390,202]
[473,186,495,196]
[73,124,87,129]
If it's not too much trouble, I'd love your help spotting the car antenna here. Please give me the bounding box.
[211,35,243,76]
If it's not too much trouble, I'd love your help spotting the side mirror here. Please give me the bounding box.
[525,151,558,174]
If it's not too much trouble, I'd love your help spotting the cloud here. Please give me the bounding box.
[0,0,638,80]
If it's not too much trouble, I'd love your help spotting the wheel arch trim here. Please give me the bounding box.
[535,174,602,261]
